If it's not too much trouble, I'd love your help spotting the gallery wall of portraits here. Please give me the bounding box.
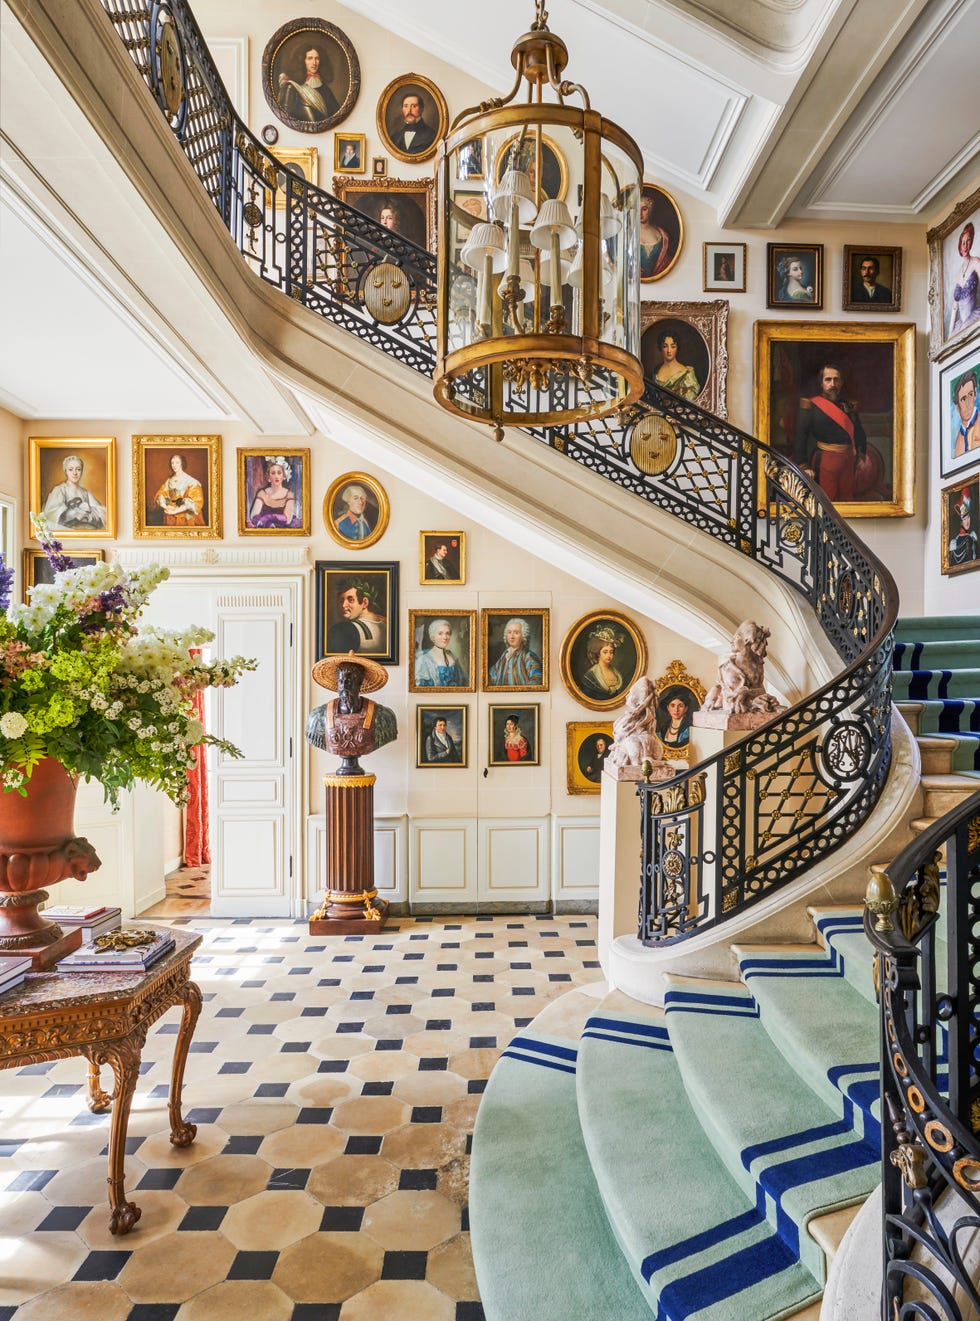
[8,409,725,823]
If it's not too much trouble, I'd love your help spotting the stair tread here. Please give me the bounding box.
[577,1012,822,1320]
[807,910,877,1006]
[735,950,881,1143]
[661,978,878,1285]
[470,1030,652,1321]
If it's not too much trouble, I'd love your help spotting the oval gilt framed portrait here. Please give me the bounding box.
[324,472,389,550]
[494,133,568,202]
[560,610,647,712]
[261,19,360,134]
[638,183,683,282]
[377,73,448,164]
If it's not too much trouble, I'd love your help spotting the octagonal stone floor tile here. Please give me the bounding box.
[307,1154,400,1207]
[12,1280,132,1321]
[210,1100,298,1136]
[401,1029,472,1058]
[330,1094,410,1135]
[448,1047,502,1080]
[8,1124,110,1168]
[119,1230,237,1303]
[257,1119,345,1167]
[286,1073,360,1108]
[221,1189,322,1251]
[135,1125,226,1168]
[358,1013,427,1041]
[78,1187,188,1250]
[443,1092,483,1132]
[42,1154,147,1208]
[340,1279,455,1320]
[309,1032,375,1060]
[347,1050,420,1083]
[176,1279,294,1321]
[175,1152,271,1206]
[426,1231,480,1300]
[361,1190,460,1250]
[381,1123,468,1172]
[391,1070,468,1108]
[0,1231,89,1306]
[436,1152,470,1207]
[273,1229,383,1303]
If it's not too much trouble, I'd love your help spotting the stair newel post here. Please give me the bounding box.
[637,769,712,944]
[946,825,974,1119]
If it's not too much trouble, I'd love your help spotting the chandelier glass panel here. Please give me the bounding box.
[434,6,645,438]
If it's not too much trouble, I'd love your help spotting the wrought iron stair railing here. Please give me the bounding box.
[95,0,896,942]
[864,791,980,1321]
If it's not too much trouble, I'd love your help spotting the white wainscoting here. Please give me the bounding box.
[477,817,550,906]
[306,814,408,909]
[551,815,601,904]
[410,818,479,906]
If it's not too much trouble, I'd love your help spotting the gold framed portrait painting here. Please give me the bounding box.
[927,181,980,359]
[654,660,706,762]
[941,475,980,577]
[640,301,729,419]
[419,532,465,585]
[753,321,915,519]
[261,18,360,134]
[376,73,447,165]
[24,548,104,601]
[133,435,222,539]
[416,705,468,768]
[566,721,614,795]
[333,175,436,252]
[488,704,540,768]
[408,610,476,694]
[29,437,115,540]
[238,449,310,535]
[638,183,683,282]
[334,132,365,173]
[559,610,647,712]
[481,609,549,693]
[324,472,389,550]
[271,147,317,207]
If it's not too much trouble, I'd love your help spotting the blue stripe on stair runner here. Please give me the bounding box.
[646,1215,804,1319]
[893,640,924,669]
[500,1034,577,1074]
[740,952,845,980]
[664,989,760,1018]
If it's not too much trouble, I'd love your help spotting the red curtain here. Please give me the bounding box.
[183,649,210,866]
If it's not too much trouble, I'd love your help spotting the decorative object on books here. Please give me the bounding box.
[0,519,255,967]
[58,928,175,970]
[305,653,397,935]
[93,928,158,952]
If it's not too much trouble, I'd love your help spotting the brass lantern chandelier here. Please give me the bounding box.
[433,1,645,440]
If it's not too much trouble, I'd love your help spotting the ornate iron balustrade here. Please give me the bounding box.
[864,791,980,1321]
[96,0,896,944]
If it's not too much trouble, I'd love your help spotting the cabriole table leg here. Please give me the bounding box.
[169,979,202,1148]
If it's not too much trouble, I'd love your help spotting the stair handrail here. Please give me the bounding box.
[84,0,896,941]
[863,789,980,1321]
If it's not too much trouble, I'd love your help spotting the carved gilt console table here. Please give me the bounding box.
[0,927,202,1234]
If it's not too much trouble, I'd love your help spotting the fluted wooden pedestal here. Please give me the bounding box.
[309,773,389,935]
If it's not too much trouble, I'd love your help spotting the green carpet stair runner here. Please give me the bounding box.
[893,615,980,773]
[471,911,882,1320]
[469,1031,653,1321]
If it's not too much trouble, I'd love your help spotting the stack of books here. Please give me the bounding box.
[57,928,176,973]
[43,905,122,943]
[0,954,33,999]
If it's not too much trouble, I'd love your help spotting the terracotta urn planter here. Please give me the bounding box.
[0,758,101,964]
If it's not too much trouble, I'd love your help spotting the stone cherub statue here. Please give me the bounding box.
[306,652,398,774]
[703,620,784,716]
[606,677,674,780]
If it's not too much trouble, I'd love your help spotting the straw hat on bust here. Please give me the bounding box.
[312,651,388,694]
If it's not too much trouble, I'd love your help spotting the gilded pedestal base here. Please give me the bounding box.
[311,773,387,934]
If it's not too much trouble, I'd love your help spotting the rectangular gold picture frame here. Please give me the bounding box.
[24,548,104,601]
[488,703,540,767]
[272,147,318,208]
[566,721,614,795]
[408,610,476,693]
[416,705,468,768]
[29,437,116,540]
[481,608,549,692]
[334,132,366,174]
[333,174,436,251]
[753,321,915,519]
[132,435,222,538]
[238,448,310,535]
[941,474,980,576]
[419,531,465,585]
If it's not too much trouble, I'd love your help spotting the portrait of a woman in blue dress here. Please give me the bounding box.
[414,618,468,689]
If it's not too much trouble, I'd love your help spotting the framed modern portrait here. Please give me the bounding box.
[494,133,568,202]
[753,321,916,518]
[324,472,389,550]
[270,147,317,207]
[481,608,550,692]
[409,610,476,693]
[376,73,447,165]
[939,338,980,479]
[638,183,683,282]
[559,610,647,712]
[261,18,360,134]
[488,704,540,768]
[640,300,729,418]
[416,705,468,768]
[941,475,980,576]
[703,242,746,294]
[766,243,824,310]
[24,548,104,600]
[314,561,399,664]
[927,182,980,359]
[29,437,115,540]
[238,448,310,535]
[133,435,222,539]
[841,245,902,313]
[566,721,614,795]
[654,660,706,763]
[334,132,365,174]
[420,532,465,585]
[333,175,436,251]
